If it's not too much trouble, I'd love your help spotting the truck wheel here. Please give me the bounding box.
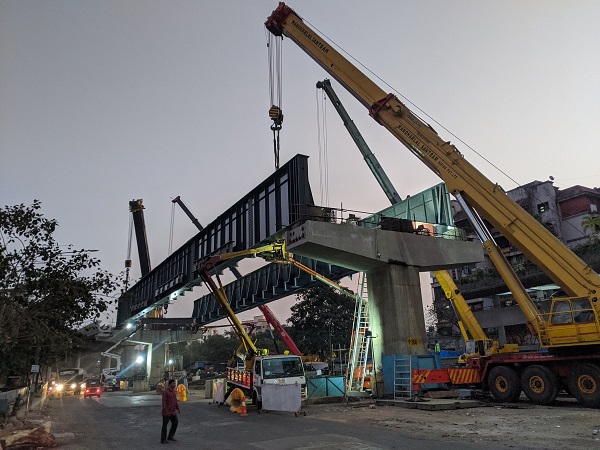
[567,363,600,408]
[488,366,521,402]
[520,365,558,405]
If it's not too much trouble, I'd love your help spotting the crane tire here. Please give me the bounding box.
[488,366,521,402]
[567,363,600,408]
[520,365,558,405]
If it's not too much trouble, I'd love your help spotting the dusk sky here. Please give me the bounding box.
[2,1,599,326]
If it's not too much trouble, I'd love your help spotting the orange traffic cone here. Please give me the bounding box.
[239,396,249,417]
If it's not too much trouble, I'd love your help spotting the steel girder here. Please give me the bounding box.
[117,154,315,325]
[192,255,354,325]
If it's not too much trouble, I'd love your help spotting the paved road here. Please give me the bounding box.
[48,391,511,449]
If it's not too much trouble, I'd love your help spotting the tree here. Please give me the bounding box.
[252,330,287,355]
[582,215,600,234]
[426,296,459,336]
[0,201,119,379]
[286,284,355,360]
[174,333,240,368]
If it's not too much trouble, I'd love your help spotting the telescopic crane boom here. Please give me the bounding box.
[197,241,288,361]
[128,199,151,277]
[316,79,401,205]
[172,196,203,231]
[197,239,361,361]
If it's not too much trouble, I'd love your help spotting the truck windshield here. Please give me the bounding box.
[59,369,84,383]
[262,357,304,379]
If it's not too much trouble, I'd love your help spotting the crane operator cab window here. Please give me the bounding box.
[551,298,595,325]
[551,300,574,325]
[572,298,595,323]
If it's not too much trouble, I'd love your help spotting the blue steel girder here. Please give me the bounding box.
[192,255,355,325]
[117,154,314,325]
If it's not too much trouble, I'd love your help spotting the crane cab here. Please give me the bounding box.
[542,297,600,346]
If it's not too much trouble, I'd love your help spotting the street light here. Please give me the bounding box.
[136,356,144,364]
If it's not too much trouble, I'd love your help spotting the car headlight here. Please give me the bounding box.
[71,383,77,389]
[56,384,64,391]
[81,383,86,388]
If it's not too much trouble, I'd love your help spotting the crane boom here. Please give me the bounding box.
[197,239,361,359]
[196,242,289,359]
[172,196,203,231]
[434,270,487,342]
[265,3,600,347]
[129,199,151,277]
[258,304,302,356]
[316,79,401,205]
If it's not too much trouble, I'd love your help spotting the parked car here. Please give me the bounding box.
[84,378,102,398]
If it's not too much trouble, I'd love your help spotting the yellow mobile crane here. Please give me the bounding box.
[265,3,600,407]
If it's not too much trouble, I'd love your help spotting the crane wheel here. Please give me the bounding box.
[567,363,600,408]
[488,366,521,402]
[520,365,558,405]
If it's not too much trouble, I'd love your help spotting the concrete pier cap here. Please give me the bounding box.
[287,220,483,366]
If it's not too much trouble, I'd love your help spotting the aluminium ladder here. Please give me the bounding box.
[347,272,371,392]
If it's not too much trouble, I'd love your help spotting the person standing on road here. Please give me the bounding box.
[161,379,180,444]
[434,340,441,354]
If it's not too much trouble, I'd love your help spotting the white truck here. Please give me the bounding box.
[226,354,306,409]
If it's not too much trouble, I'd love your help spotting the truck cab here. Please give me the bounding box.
[49,368,87,396]
[241,355,306,406]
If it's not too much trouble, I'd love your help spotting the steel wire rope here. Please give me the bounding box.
[168,201,175,256]
[304,18,590,240]
[124,213,134,290]
[316,87,330,207]
[266,31,284,169]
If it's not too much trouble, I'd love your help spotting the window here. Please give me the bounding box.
[572,298,595,323]
[551,300,573,325]
[537,202,549,214]
[261,357,304,379]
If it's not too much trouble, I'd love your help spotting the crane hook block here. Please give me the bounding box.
[269,105,283,128]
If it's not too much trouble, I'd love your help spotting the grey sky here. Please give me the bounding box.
[2,1,599,324]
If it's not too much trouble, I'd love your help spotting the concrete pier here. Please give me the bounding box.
[288,220,483,365]
[368,265,427,356]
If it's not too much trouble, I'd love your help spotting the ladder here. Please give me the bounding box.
[347,272,371,392]
[393,355,413,399]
